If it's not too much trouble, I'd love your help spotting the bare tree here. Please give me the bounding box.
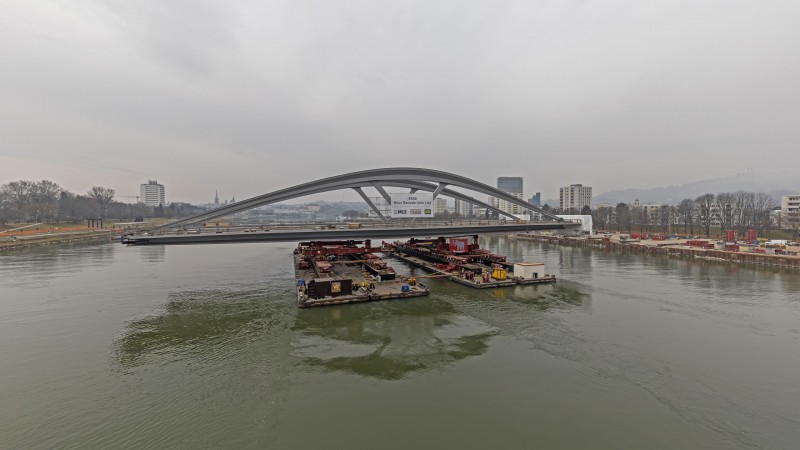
[0,188,9,225]
[615,203,631,232]
[733,191,754,232]
[695,193,715,237]
[662,206,675,234]
[29,180,62,221]
[641,208,652,233]
[87,186,115,218]
[677,198,695,234]
[1,180,34,222]
[592,206,614,230]
[753,192,777,236]
[57,191,77,222]
[715,192,736,233]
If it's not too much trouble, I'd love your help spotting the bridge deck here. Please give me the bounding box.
[121,223,575,245]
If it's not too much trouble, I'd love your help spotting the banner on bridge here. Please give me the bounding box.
[390,193,434,218]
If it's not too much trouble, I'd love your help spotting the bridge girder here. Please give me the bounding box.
[340,180,513,220]
[157,168,560,230]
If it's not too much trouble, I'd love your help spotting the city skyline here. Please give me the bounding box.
[2,2,800,203]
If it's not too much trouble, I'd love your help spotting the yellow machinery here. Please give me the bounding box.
[491,268,507,280]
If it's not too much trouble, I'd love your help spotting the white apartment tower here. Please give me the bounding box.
[782,195,800,216]
[782,195,800,228]
[140,180,165,207]
[559,184,592,212]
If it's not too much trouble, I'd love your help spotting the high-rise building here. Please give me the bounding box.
[559,184,592,212]
[455,199,474,217]
[782,195,800,216]
[490,177,524,215]
[528,192,541,207]
[782,195,800,229]
[140,180,165,207]
[434,198,448,215]
[497,177,523,194]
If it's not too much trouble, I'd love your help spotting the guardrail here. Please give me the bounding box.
[142,219,568,236]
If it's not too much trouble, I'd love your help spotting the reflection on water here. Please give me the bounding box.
[291,298,498,380]
[115,289,501,380]
[428,272,588,312]
[114,285,286,368]
[508,283,587,310]
[139,245,166,263]
[0,241,116,287]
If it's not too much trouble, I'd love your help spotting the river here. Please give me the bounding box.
[1,236,798,449]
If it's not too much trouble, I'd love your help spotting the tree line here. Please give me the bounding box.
[0,179,196,225]
[593,191,784,236]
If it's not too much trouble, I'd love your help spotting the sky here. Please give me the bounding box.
[1,0,799,204]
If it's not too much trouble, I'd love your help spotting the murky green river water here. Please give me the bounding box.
[1,236,799,449]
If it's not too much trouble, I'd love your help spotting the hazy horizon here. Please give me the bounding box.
[2,1,799,204]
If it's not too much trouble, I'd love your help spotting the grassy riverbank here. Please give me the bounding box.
[0,222,120,252]
[0,230,117,252]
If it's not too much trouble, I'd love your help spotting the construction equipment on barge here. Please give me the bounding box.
[294,240,428,307]
[382,235,556,289]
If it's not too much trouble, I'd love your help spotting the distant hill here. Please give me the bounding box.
[594,171,799,206]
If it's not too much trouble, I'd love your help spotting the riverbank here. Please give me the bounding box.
[515,232,800,269]
[0,231,116,252]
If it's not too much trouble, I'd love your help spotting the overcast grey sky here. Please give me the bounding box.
[1,0,798,203]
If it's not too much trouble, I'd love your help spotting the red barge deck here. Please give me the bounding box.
[294,240,428,308]
[382,235,556,289]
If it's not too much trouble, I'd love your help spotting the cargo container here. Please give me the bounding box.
[513,262,544,279]
[724,230,735,242]
[307,277,353,299]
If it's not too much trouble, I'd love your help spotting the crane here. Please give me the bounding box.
[118,195,140,203]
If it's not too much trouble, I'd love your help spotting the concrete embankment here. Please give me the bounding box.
[516,233,800,270]
[0,231,116,252]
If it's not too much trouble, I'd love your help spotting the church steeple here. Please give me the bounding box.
[214,190,219,205]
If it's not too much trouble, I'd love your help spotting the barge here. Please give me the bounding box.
[382,236,556,289]
[294,240,429,307]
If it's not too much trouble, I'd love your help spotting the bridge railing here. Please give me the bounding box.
[137,218,567,236]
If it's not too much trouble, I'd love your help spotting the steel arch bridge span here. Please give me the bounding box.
[158,168,561,230]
